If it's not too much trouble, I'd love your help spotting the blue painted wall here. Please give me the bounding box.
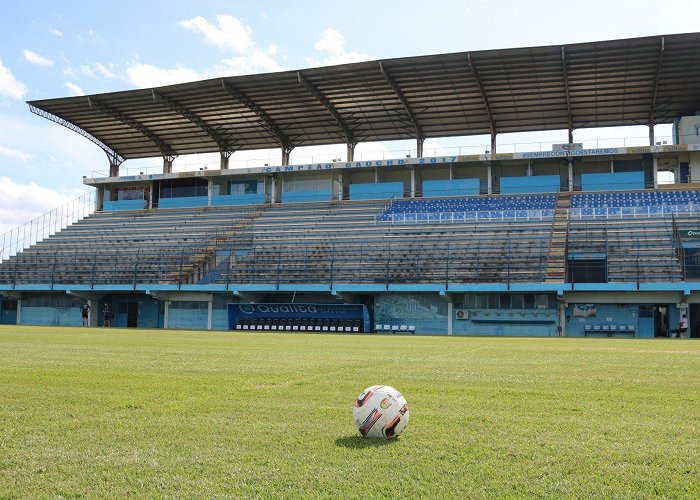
[212,309,229,330]
[158,196,209,209]
[169,301,208,330]
[422,179,480,197]
[101,296,161,328]
[500,175,560,194]
[281,190,334,203]
[20,307,82,326]
[212,193,265,206]
[565,303,639,337]
[453,309,558,336]
[350,182,404,200]
[374,293,448,334]
[581,171,644,191]
[103,199,145,211]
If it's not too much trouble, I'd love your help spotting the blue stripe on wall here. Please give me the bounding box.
[158,196,209,209]
[500,175,560,194]
[281,190,333,203]
[422,179,480,197]
[103,200,146,211]
[211,193,265,206]
[581,171,644,191]
[350,182,404,200]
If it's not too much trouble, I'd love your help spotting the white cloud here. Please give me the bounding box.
[309,28,375,66]
[48,27,64,37]
[0,58,27,100]
[23,49,53,67]
[64,82,84,96]
[125,15,285,87]
[0,145,32,162]
[219,48,283,75]
[80,64,95,77]
[0,177,78,236]
[125,62,204,88]
[180,14,254,53]
[314,28,345,54]
[95,63,115,79]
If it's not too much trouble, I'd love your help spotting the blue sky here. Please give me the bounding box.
[1,0,699,232]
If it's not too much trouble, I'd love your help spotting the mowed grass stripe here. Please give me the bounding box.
[0,326,698,498]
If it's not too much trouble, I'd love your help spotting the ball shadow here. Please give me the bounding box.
[335,435,399,449]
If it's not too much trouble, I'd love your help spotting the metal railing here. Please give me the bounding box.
[569,204,700,219]
[0,191,96,263]
[381,209,555,224]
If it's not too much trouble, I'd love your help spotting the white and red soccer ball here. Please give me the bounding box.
[353,385,409,439]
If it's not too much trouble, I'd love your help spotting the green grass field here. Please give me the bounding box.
[1,326,698,498]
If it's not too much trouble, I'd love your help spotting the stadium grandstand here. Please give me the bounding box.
[2,32,700,338]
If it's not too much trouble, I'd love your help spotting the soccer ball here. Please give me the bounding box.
[353,385,409,439]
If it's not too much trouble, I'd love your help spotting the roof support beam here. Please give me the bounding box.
[221,80,292,154]
[379,61,425,157]
[297,71,358,158]
[28,104,125,174]
[467,54,497,153]
[151,90,236,168]
[87,97,178,172]
[649,36,665,146]
[561,47,574,143]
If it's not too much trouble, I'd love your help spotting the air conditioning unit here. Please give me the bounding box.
[455,309,469,320]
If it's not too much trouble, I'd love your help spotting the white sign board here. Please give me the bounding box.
[552,143,584,152]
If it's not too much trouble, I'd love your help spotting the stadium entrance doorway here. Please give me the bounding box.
[653,305,669,337]
[0,299,17,324]
[690,304,700,338]
[126,301,138,327]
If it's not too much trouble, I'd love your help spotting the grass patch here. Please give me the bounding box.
[1,326,698,497]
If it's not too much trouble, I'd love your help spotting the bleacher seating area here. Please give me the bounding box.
[567,217,684,282]
[571,190,700,217]
[0,188,696,287]
[379,195,556,222]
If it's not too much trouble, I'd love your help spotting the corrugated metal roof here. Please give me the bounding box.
[27,32,700,161]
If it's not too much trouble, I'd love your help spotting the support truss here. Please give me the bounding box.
[467,54,496,140]
[561,46,573,142]
[28,104,125,166]
[221,80,292,150]
[649,36,665,129]
[152,90,236,156]
[87,97,178,161]
[379,61,424,149]
[297,71,357,149]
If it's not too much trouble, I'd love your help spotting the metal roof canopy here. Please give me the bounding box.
[27,32,700,167]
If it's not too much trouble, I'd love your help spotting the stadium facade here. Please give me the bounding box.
[2,33,700,338]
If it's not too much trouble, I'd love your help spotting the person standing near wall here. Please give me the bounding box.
[679,314,688,338]
[103,303,111,328]
[79,302,90,326]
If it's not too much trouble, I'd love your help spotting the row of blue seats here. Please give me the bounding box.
[387,196,556,214]
[571,206,694,216]
[381,210,555,221]
[572,191,700,208]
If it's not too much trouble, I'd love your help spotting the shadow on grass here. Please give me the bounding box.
[335,435,399,449]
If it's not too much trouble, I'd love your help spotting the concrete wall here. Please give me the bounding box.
[500,175,560,194]
[350,182,404,200]
[581,171,644,191]
[422,179,480,198]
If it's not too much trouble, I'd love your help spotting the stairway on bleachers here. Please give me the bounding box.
[545,192,571,282]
